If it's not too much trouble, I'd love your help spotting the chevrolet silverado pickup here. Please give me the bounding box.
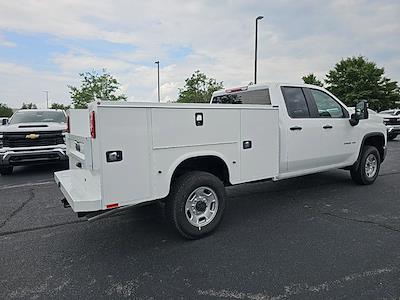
[379,109,400,140]
[55,83,387,239]
[0,109,68,175]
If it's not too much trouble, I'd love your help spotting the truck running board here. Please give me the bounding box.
[85,201,156,222]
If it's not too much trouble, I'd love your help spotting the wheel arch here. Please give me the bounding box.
[168,152,232,188]
[354,132,386,169]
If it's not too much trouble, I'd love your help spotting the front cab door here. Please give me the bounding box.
[306,88,357,166]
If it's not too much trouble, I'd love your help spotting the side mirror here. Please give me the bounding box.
[349,100,369,126]
[2,118,8,125]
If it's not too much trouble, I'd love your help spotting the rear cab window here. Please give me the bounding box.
[281,87,310,118]
[212,89,271,105]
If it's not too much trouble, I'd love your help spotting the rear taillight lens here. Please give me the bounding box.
[90,111,96,138]
[66,116,70,133]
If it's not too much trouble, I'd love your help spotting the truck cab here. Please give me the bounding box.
[211,83,387,179]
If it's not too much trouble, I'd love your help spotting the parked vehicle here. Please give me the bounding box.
[0,109,68,175]
[379,109,400,140]
[55,83,387,239]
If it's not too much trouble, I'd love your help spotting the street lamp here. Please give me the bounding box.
[43,90,49,108]
[155,61,160,102]
[254,16,264,85]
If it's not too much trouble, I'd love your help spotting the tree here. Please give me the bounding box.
[0,103,13,117]
[177,70,223,103]
[51,103,71,110]
[302,73,323,87]
[21,103,37,109]
[68,69,127,109]
[325,56,400,111]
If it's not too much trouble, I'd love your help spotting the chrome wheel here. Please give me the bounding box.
[365,153,378,178]
[185,186,219,228]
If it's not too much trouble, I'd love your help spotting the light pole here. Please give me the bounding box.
[254,16,263,85]
[43,90,49,108]
[155,61,160,102]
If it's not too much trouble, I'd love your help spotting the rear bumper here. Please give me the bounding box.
[0,145,68,166]
[54,169,101,212]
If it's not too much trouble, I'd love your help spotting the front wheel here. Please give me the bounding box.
[350,146,380,185]
[166,171,226,239]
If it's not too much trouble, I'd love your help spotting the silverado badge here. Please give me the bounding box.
[26,133,40,140]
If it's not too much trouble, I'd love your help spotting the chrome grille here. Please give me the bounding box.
[3,131,64,148]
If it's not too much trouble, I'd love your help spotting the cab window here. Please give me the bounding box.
[281,87,310,118]
[310,89,345,118]
[212,89,271,105]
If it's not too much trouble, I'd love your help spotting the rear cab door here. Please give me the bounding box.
[280,85,325,172]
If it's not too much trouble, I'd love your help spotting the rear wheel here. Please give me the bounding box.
[350,146,380,185]
[0,166,13,176]
[166,171,226,239]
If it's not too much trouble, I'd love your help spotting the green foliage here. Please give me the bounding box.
[302,73,323,87]
[68,69,127,109]
[51,103,71,110]
[21,103,37,109]
[177,70,223,103]
[0,103,13,117]
[325,56,400,111]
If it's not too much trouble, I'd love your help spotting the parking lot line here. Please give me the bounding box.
[0,180,54,191]
[197,266,399,300]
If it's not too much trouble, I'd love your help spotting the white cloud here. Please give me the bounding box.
[51,52,132,73]
[0,63,76,109]
[0,0,399,108]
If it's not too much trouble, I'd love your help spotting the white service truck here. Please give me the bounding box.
[55,83,387,239]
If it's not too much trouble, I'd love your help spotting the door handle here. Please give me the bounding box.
[323,125,333,129]
[290,126,302,131]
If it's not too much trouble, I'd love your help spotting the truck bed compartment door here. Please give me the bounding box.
[99,107,152,207]
[240,108,279,182]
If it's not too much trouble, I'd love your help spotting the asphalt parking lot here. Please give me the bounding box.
[1,139,400,299]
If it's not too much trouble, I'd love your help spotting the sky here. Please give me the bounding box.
[0,0,399,108]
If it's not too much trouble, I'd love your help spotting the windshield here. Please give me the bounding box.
[9,111,66,124]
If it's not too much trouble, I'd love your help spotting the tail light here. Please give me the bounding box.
[66,116,70,133]
[90,111,96,138]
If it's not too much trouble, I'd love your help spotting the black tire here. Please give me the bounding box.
[0,166,13,176]
[387,134,397,141]
[350,146,380,185]
[166,171,226,239]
